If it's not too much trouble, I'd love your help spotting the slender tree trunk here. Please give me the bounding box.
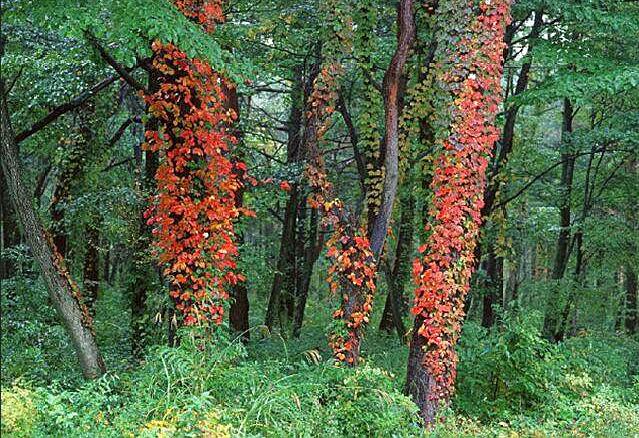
[224,82,251,341]
[264,189,299,331]
[131,70,160,359]
[82,221,100,316]
[1,166,20,279]
[1,81,106,379]
[265,64,312,332]
[379,189,414,339]
[543,98,575,339]
[103,244,111,285]
[481,252,503,328]
[625,268,638,335]
[474,9,544,328]
[368,0,416,258]
[292,207,321,338]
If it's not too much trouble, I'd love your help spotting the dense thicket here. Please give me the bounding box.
[1,0,638,435]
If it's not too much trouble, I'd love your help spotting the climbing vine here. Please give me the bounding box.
[410,0,512,403]
[300,1,377,365]
[143,0,246,326]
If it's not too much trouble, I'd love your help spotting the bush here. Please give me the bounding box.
[1,384,40,437]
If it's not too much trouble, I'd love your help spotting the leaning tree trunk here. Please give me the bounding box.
[1,81,106,379]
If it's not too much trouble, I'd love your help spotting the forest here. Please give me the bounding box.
[1,0,638,436]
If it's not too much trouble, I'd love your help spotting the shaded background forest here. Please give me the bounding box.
[1,0,638,436]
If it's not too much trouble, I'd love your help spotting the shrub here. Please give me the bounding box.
[1,384,39,437]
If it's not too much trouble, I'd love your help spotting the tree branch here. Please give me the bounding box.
[84,31,147,92]
[15,74,121,144]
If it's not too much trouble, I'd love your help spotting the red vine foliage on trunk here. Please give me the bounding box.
[303,61,377,365]
[143,40,247,326]
[410,0,511,403]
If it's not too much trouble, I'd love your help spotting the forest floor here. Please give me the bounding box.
[2,282,638,437]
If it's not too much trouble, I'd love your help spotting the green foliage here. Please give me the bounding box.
[0,384,40,437]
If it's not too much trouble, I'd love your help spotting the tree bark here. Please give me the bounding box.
[292,207,321,338]
[82,221,100,316]
[368,0,416,258]
[625,268,638,335]
[379,189,414,339]
[131,69,160,359]
[475,9,544,328]
[1,80,106,379]
[543,98,575,340]
[221,80,251,341]
[1,165,20,279]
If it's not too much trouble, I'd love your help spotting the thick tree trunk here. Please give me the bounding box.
[405,315,437,423]
[404,0,511,424]
[1,81,106,379]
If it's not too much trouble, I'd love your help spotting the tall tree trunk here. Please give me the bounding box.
[367,0,416,258]
[481,252,503,328]
[82,221,100,316]
[405,0,511,424]
[265,63,312,332]
[131,70,160,359]
[379,189,414,339]
[264,189,299,331]
[543,98,575,340]
[1,81,106,379]
[475,9,544,328]
[625,268,638,335]
[224,82,250,341]
[292,207,321,338]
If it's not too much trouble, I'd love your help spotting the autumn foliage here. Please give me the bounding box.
[303,61,377,365]
[410,0,512,403]
[143,40,246,326]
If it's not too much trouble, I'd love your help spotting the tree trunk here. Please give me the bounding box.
[0,165,20,279]
[379,189,414,339]
[292,207,321,338]
[131,70,160,359]
[264,188,299,331]
[405,314,438,424]
[224,81,250,341]
[265,64,311,332]
[625,268,638,335]
[1,80,106,379]
[481,251,503,328]
[82,221,100,316]
[543,98,575,339]
[368,0,416,258]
